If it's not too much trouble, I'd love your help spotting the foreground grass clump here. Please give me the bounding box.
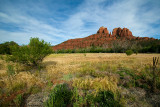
[45,84,122,107]
[95,90,121,107]
[44,84,73,107]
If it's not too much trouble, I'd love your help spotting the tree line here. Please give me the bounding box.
[54,39,160,53]
[0,38,160,55]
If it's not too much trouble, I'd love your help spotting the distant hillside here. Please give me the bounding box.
[53,27,160,53]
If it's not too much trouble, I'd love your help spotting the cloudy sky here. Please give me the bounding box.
[0,0,160,45]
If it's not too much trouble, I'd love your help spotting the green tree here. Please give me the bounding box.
[0,41,18,54]
[9,38,52,66]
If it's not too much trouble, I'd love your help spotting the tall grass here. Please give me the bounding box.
[72,76,118,94]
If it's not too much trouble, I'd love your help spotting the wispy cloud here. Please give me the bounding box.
[0,0,160,45]
[63,0,160,38]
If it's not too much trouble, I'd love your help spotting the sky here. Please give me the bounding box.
[0,0,160,45]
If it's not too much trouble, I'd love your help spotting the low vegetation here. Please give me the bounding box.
[45,83,122,107]
[0,41,18,55]
[125,50,134,56]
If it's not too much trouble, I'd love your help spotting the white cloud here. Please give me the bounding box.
[62,0,160,38]
[0,10,68,45]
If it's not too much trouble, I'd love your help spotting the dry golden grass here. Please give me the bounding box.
[1,53,160,82]
[0,53,160,102]
[44,53,160,75]
[44,53,160,65]
[0,72,44,94]
[43,53,160,93]
[72,76,118,94]
[0,55,45,94]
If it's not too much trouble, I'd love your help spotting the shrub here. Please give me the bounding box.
[125,50,133,56]
[95,90,122,107]
[72,88,89,106]
[72,88,122,106]
[8,38,52,66]
[0,41,18,55]
[13,94,23,107]
[135,50,138,55]
[44,83,73,107]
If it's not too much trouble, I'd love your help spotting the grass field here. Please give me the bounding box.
[0,53,160,106]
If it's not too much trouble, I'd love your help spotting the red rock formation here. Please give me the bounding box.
[52,27,155,50]
[112,27,133,37]
[97,26,109,34]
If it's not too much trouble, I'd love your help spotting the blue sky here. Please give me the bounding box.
[0,0,160,45]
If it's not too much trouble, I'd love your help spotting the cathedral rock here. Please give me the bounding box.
[53,27,154,50]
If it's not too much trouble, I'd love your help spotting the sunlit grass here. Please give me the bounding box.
[0,53,160,106]
[72,76,118,94]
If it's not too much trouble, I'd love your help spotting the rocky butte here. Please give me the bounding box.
[53,27,155,50]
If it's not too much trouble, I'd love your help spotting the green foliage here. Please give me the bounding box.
[8,38,52,66]
[0,41,18,55]
[135,50,138,55]
[72,88,90,106]
[13,94,23,107]
[44,83,73,107]
[125,50,133,56]
[95,90,122,107]
[47,81,53,88]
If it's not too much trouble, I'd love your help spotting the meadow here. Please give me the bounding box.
[0,53,160,106]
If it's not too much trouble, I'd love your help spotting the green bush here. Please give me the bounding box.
[13,94,23,107]
[44,84,73,107]
[95,90,122,107]
[125,50,133,56]
[8,38,52,66]
[0,41,18,55]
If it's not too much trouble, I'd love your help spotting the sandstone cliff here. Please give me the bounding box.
[53,27,154,50]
